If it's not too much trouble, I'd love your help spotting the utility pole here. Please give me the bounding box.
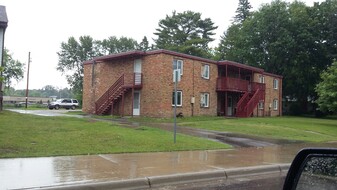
[25,52,30,109]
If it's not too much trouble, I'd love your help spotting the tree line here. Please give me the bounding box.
[5,85,74,99]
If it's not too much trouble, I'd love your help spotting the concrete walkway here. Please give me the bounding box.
[1,142,337,189]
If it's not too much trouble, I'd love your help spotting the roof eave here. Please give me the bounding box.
[218,60,264,73]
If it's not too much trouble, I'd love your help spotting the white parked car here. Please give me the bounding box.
[48,99,79,110]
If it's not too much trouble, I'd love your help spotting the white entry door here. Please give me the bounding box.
[227,96,233,116]
[134,59,142,85]
[133,91,140,116]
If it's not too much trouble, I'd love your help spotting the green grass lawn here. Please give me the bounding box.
[176,116,337,142]
[0,111,230,158]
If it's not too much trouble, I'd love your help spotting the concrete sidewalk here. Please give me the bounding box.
[1,142,337,189]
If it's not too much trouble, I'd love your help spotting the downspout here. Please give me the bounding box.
[91,60,96,87]
[279,78,282,116]
[263,74,265,117]
[191,60,195,116]
[91,60,96,113]
[225,64,227,117]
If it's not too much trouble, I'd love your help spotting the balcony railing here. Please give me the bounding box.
[122,72,143,88]
[216,77,249,92]
[251,82,266,92]
[217,77,265,93]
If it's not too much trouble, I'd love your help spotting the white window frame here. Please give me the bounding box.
[173,59,183,75]
[273,79,279,89]
[201,64,210,79]
[172,90,182,107]
[273,99,278,110]
[259,75,265,83]
[200,93,209,108]
[258,101,264,109]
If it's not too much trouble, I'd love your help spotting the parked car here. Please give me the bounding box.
[48,99,79,110]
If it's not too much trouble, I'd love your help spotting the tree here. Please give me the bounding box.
[217,0,337,113]
[98,36,139,55]
[216,24,245,61]
[138,36,150,51]
[233,0,252,24]
[154,11,218,58]
[2,49,24,89]
[40,85,58,97]
[57,36,99,101]
[315,60,337,113]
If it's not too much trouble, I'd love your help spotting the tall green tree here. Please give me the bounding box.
[315,60,337,113]
[154,11,218,58]
[2,49,24,89]
[98,36,139,55]
[217,0,337,113]
[138,36,150,51]
[233,0,252,24]
[57,36,99,101]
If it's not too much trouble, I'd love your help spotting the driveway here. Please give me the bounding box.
[7,109,84,118]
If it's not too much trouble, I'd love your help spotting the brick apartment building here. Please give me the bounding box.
[83,49,282,118]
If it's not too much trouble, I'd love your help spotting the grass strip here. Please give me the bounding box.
[0,111,230,158]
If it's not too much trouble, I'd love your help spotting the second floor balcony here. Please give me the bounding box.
[216,77,265,92]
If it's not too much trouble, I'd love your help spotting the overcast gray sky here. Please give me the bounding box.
[0,0,324,90]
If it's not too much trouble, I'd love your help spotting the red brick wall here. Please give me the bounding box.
[82,59,134,114]
[253,73,282,117]
[141,54,217,117]
[83,64,92,113]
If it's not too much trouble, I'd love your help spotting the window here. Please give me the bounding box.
[62,99,71,103]
[258,101,264,109]
[200,93,209,108]
[273,79,279,89]
[201,64,210,79]
[172,91,182,106]
[273,99,278,110]
[259,75,265,83]
[173,59,183,75]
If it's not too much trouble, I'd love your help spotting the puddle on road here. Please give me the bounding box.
[2,142,337,190]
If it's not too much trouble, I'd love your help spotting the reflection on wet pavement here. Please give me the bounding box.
[1,142,337,189]
[7,109,84,118]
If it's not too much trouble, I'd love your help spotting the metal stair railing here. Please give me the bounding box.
[95,74,124,114]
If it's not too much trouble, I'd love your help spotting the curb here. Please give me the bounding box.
[148,170,226,187]
[34,179,150,190]
[32,164,290,190]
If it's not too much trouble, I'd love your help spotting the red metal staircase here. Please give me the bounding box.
[95,73,142,115]
[236,91,250,117]
[236,84,265,117]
